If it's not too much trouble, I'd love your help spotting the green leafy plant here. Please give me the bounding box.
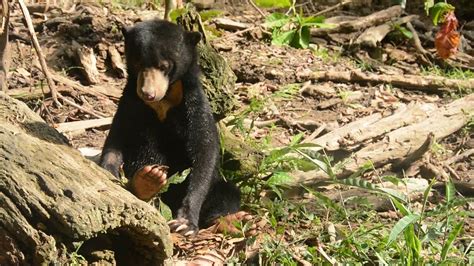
[255,0,291,8]
[155,169,190,220]
[424,1,455,25]
[262,1,332,49]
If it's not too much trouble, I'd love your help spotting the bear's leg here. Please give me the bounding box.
[199,180,254,235]
[199,179,241,226]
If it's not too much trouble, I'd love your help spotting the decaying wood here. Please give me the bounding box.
[301,70,474,91]
[338,102,437,151]
[290,94,474,186]
[0,0,10,92]
[213,18,249,31]
[177,8,237,119]
[392,132,435,170]
[18,0,60,106]
[445,148,474,165]
[0,93,171,265]
[219,123,264,175]
[50,72,122,101]
[355,15,417,47]
[347,94,473,174]
[311,5,402,36]
[107,45,126,78]
[71,41,100,85]
[55,117,113,133]
[310,113,383,151]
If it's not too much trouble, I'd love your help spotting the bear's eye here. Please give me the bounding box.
[159,60,170,73]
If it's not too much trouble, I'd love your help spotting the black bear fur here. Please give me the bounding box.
[99,20,240,232]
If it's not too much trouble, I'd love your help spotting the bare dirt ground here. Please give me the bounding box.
[5,1,473,264]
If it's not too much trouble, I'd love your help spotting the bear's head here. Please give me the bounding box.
[122,20,201,103]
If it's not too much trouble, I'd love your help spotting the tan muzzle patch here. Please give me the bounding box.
[136,68,169,102]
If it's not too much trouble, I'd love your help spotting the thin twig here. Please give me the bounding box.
[247,0,266,18]
[445,148,474,165]
[60,97,104,119]
[302,123,326,143]
[224,25,258,39]
[314,0,353,17]
[406,21,432,65]
[18,0,60,106]
[0,0,10,92]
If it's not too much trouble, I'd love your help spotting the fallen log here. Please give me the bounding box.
[310,113,383,151]
[0,93,172,265]
[338,102,437,151]
[290,94,474,186]
[311,5,403,36]
[300,70,474,91]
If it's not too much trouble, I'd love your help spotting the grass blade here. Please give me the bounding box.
[387,213,420,245]
[441,220,464,260]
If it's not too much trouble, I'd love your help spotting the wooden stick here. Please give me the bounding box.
[302,123,326,143]
[445,148,474,165]
[314,0,353,17]
[247,0,266,18]
[60,97,104,119]
[55,117,113,133]
[17,0,60,106]
[0,0,10,92]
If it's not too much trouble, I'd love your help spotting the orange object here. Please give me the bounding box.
[435,11,460,59]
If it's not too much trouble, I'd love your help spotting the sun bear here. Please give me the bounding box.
[99,20,241,235]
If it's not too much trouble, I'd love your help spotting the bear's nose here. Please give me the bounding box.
[143,91,155,101]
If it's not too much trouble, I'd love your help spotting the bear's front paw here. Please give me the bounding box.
[168,218,198,236]
[130,164,168,201]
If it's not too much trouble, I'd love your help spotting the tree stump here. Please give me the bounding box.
[177,7,237,120]
[0,93,172,265]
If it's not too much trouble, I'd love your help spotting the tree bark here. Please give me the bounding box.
[177,7,237,120]
[0,93,172,265]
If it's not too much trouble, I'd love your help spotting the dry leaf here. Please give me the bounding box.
[435,11,460,59]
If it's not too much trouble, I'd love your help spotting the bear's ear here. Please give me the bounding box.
[121,25,130,38]
[185,31,201,46]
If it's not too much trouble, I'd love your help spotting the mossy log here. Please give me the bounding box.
[176,8,263,175]
[0,93,172,265]
[177,7,237,120]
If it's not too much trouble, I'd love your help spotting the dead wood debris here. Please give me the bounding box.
[70,41,100,85]
[213,17,250,31]
[445,149,474,165]
[18,0,59,106]
[107,45,126,78]
[355,15,417,48]
[291,94,474,186]
[311,5,403,36]
[54,117,113,133]
[301,70,474,91]
[314,0,353,17]
[0,0,10,92]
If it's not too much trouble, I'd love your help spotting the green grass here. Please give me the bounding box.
[99,0,161,9]
[421,66,474,80]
